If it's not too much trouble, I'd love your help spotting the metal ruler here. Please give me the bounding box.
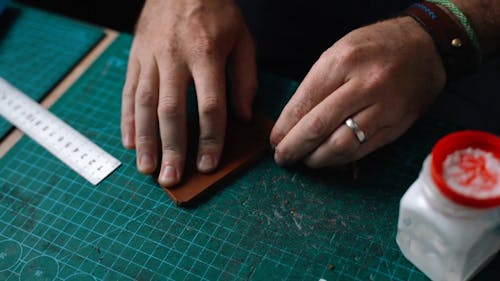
[0,77,121,185]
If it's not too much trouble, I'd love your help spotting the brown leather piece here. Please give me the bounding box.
[159,114,275,207]
[404,1,477,79]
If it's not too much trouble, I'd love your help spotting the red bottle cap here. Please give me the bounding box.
[431,130,500,208]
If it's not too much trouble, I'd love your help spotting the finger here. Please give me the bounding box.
[156,63,190,188]
[270,52,348,147]
[134,57,160,174]
[353,114,416,161]
[229,28,257,122]
[303,105,388,168]
[274,81,371,166]
[192,59,227,173]
[121,55,140,149]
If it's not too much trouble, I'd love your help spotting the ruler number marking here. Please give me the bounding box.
[0,78,121,185]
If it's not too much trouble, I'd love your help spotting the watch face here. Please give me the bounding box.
[0,0,10,14]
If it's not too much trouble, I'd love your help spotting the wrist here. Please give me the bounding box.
[403,1,480,81]
[398,16,447,88]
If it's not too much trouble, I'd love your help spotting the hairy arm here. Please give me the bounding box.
[269,0,500,168]
[452,0,500,55]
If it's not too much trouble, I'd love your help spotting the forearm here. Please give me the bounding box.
[452,0,500,55]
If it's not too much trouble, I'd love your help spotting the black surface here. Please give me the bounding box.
[17,0,144,32]
[16,0,499,133]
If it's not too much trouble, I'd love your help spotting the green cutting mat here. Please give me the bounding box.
[0,2,103,138]
[0,34,497,280]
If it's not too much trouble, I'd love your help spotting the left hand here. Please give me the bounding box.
[120,0,257,187]
[270,16,447,168]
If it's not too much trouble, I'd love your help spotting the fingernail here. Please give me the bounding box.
[159,165,177,186]
[274,151,282,165]
[270,141,276,150]
[269,135,279,150]
[198,154,215,172]
[139,154,154,172]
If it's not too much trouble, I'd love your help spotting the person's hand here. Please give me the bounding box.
[121,0,257,187]
[270,16,447,168]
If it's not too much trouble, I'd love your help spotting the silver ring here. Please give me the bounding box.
[345,118,367,143]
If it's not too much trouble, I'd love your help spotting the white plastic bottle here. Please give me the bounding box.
[396,130,500,281]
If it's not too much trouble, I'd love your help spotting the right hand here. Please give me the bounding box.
[121,0,257,188]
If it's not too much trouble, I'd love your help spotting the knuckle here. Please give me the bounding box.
[122,83,136,99]
[161,143,177,153]
[163,41,179,56]
[156,40,180,59]
[199,95,223,116]
[305,115,329,140]
[160,144,182,160]
[335,43,366,66]
[199,134,222,148]
[136,85,157,107]
[363,68,389,91]
[136,135,154,146]
[289,100,309,121]
[157,97,180,118]
[121,113,135,127]
[191,35,217,58]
